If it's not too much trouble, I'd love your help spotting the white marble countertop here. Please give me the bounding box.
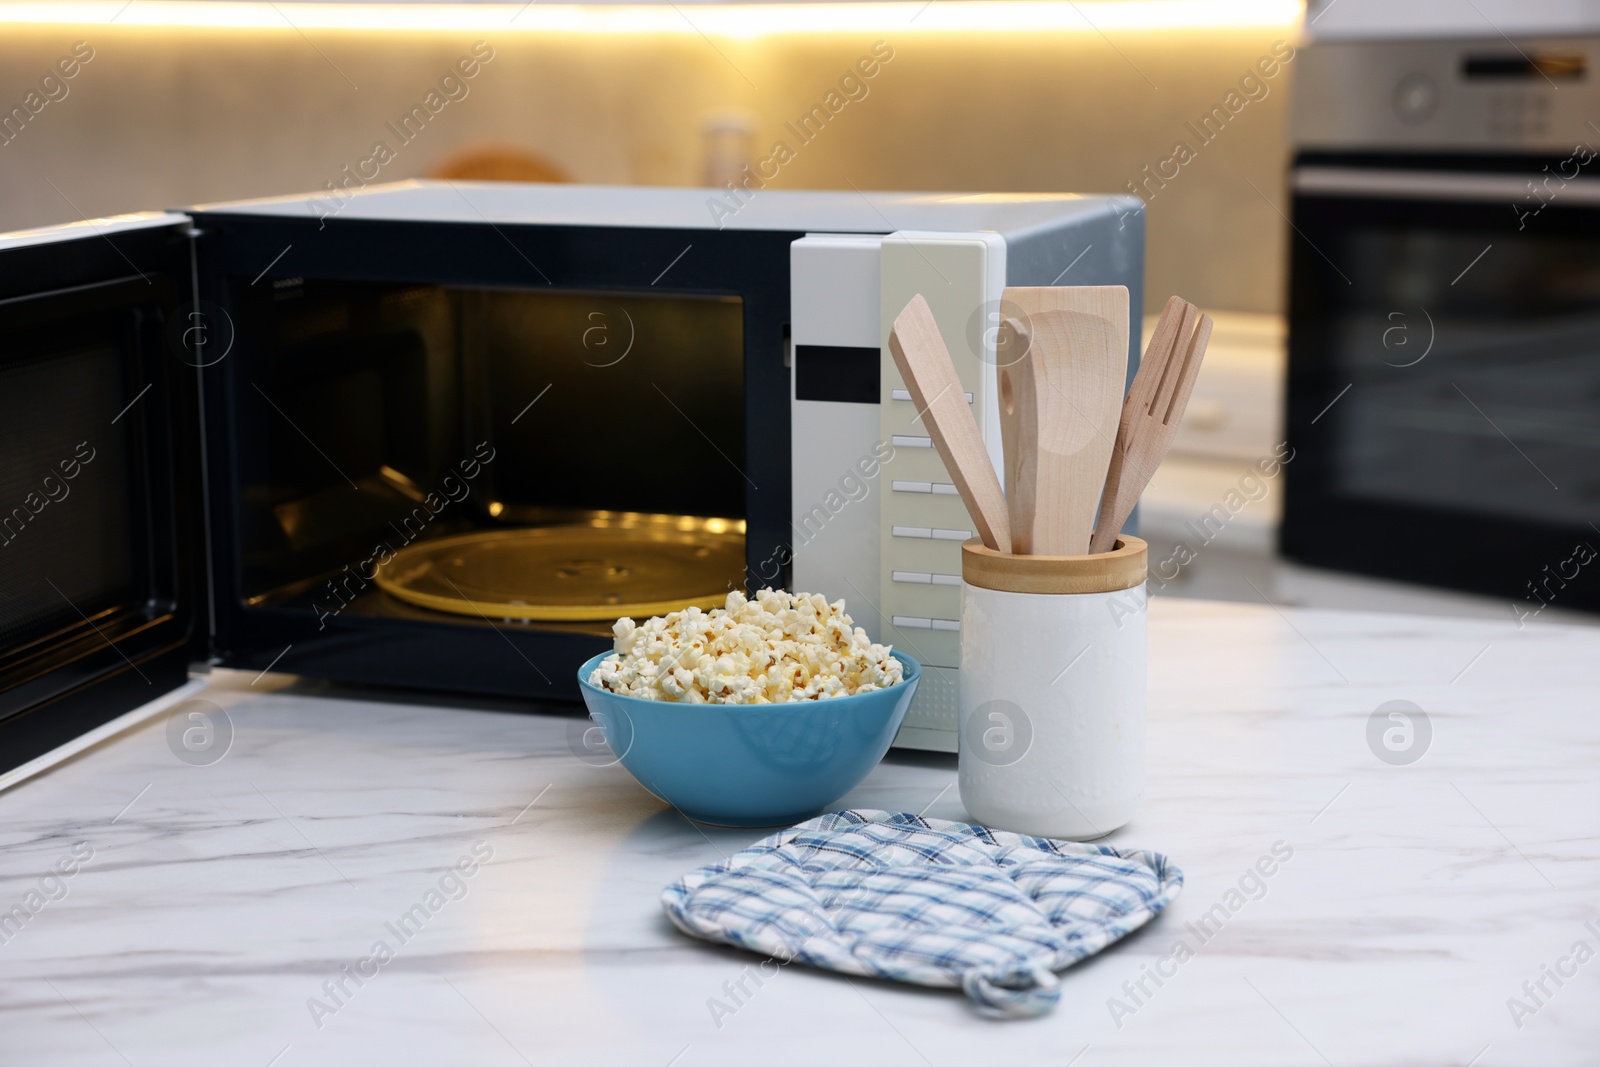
[3,599,1599,1066]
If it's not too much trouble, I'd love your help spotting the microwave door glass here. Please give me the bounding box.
[0,344,137,650]
[0,228,200,775]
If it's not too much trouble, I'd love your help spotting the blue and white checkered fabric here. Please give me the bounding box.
[661,809,1183,1018]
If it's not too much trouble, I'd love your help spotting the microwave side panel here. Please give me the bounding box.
[1003,197,1146,386]
[997,197,1147,542]
[878,231,1006,753]
[789,235,886,637]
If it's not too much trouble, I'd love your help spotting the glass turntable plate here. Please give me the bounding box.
[376,521,744,622]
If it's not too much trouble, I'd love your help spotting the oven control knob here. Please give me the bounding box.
[1394,73,1438,124]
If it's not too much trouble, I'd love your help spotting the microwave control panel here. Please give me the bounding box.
[790,232,1005,752]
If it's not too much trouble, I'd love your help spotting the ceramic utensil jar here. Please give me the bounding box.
[958,536,1148,840]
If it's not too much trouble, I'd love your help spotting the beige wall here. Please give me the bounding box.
[0,21,1296,313]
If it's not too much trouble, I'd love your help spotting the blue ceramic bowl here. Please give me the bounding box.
[576,650,920,827]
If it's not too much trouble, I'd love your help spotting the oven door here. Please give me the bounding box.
[0,214,206,775]
[1284,160,1600,613]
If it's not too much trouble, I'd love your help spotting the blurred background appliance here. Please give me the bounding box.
[1284,30,1600,615]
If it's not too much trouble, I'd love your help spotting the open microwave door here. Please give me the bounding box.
[0,212,209,778]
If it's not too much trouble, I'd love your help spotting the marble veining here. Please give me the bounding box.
[1,598,1597,1066]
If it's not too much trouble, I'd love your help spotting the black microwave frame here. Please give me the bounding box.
[1282,150,1600,612]
[0,222,205,770]
[0,210,814,775]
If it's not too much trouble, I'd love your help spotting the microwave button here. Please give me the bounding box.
[931,482,958,495]
[892,525,933,539]
[891,434,932,448]
[892,480,933,493]
[893,615,933,629]
[932,528,973,541]
[931,573,961,586]
[931,619,961,632]
[891,388,971,403]
[893,570,933,584]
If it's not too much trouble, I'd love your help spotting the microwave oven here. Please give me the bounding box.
[0,181,1142,774]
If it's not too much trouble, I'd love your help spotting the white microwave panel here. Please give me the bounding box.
[878,232,1005,751]
[789,234,884,638]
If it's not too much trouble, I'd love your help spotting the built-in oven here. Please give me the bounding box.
[1285,38,1600,616]
[0,182,1141,774]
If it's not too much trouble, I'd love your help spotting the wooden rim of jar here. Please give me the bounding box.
[961,535,1147,595]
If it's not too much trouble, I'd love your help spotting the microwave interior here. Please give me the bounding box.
[227,277,748,635]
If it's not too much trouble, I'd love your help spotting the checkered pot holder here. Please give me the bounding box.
[661,809,1183,1018]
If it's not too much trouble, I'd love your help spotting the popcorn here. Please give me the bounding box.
[588,589,904,704]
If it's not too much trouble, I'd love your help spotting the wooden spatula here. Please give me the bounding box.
[999,286,1129,556]
[888,295,1011,553]
[1088,295,1214,555]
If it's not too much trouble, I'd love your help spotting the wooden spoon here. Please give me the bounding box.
[999,286,1129,556]
[995,313,1033,527]
[1088,296,1214,555]
[888,295,1011,553]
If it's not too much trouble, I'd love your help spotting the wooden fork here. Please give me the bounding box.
[1088,296,1214,555]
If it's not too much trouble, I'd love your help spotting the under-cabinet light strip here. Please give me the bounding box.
[0,1,1303,37]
